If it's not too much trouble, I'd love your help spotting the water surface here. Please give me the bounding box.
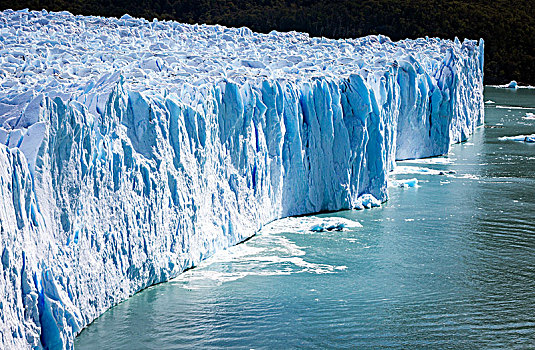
[76,87,535,349]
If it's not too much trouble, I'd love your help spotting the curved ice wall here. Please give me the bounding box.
[0,9,483,349]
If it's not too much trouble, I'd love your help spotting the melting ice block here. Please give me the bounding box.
[0,9,484,349]
[263,216,363,233]
[507,81,519,89]
[395,178,419,188]
[500,134,535,143]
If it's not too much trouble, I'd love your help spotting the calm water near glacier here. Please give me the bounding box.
[75,88,535,349]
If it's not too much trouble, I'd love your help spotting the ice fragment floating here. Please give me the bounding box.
[500,134,535,143]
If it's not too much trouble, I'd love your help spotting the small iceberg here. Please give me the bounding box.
[309,221,354,232]
[308,217,363,232]
[354,194,382,210]
[485,100,495,104]
[493,80,520,89]
[499,134,535,143]
[392,178,419,188]
[264,216,363,235]
[399,178,419,188]
[506,80,518,89]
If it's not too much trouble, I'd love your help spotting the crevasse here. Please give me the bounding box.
[0,10,483,349]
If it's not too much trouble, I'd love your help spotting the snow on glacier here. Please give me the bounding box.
[0,9,484,349]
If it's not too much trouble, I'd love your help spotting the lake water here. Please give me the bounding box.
[75,87,535,349]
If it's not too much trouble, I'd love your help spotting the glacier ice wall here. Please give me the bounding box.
[0,9,483,349]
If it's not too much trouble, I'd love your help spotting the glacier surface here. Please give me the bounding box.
[0,9,483,349]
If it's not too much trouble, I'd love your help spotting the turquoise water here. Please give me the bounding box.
[75,88,535,349]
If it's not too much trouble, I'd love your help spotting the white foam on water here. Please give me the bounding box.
[262,216,363,234]
[391,165,444,175]
[489,84,535,90]
[170,224,351,289]
[455,173,481,180]
[495,105,535,110]
[397,157,454,165]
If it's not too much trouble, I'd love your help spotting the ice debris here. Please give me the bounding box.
[309,219,362,232]
[500,134,535,143]
[354,194,382,210]
[396,178,419,188]
[0,9,484,349]
[263,216,363,234]
[492,80,535,90]
[506,81,518,89]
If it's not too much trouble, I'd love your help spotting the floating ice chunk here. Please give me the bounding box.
[499,134,535,143]
[309,221,353,232]
[506,80,518,89]
[264,216,363,234]
[495,105,535,110]
[397,178,419,188]
[491,81,526,89]
[355,194,381,210]
[485,100,495,104]
[490,84,535,90]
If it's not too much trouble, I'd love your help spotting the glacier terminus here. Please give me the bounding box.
[0,9,483,349]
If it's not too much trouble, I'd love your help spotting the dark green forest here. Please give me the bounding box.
[2,0,534,84]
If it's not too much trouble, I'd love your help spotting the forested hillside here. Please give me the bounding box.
[3,0,534,84]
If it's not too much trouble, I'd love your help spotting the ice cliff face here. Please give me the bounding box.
[0,9,484,349]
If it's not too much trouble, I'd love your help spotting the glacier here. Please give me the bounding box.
[0,9,484,349]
